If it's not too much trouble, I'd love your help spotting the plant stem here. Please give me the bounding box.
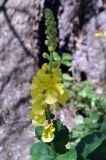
[47,54,56,154]
[46,105,56,154]
[46,105,51,124]
[50,52,53,76]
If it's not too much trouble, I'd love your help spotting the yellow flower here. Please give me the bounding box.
[55,83,64,95]
[55,103,60,112]
[30,101,47,125]
[31,101,46,115]
[31,64,69,106]
[32,113,46,126]
[44,89,58,104]
[95,32,104,37]
[30,63,69,126]
[53,68,62,77]
[41,123,55,142]
[58,89,69,105]
[44,82,65,104]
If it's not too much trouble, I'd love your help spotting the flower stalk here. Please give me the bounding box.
[46,105,51,124]
[50,52,53,76]
[30,8,69,159]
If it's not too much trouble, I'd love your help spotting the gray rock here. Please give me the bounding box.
[58,0,106,81]
[58,0,78,50]
[0,0,44,159]
[72,9,106,81]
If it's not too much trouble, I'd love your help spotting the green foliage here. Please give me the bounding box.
[52,51,73,87]
[70,81,106,112]
[56,148,77,160]
[31,126,106,160]
[88,140,106,160]
[35,126,43,140]
[31,120,77,160]
[30,141,55,160]
[53,119,62,131]
[67,80,106,147]
[52,52,61,61]
[52,52,72,67]
[61,53,72,67]
[76,120,106,160]
[62,53,72,61]
[100,98,106,112]
[100,119,106,134]
[76,132,106,158]
[53,119,69,154]
[70,111,102,146]
[54,126,69,153]
[62,73,73,81]
[44,9,58,51]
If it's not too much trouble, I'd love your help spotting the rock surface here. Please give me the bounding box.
[0,0,44,159]
[0,0,106,159]
[58,0,106,81]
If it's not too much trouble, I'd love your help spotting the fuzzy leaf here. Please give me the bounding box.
[62,73,73,81]
[76,132,106,158]
[35,126,43,140]
[56,148,77,160]
[53,52,61,61]
[62,53,72,61]
[30,141,55,160]
[62,60,72,67]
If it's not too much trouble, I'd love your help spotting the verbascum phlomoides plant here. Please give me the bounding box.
[29,8,77,160]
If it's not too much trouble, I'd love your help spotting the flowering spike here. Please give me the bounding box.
[30,8,69,145]
[44,8,58,52]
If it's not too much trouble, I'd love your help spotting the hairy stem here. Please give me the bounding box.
[50,52,53,76]
[46,105,51,124]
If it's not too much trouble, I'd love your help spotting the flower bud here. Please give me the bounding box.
[48,46,54,52]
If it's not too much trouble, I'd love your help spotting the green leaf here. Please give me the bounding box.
[100,119,106,135]
[85,119,100,130]
[63,81,71,88]
[53,52,61,61]
[71,130,83,139]
[78,82,93,98]
[87,140,106,160]
[62,53,72,61]
[76,103,86,109]
[76,132,106,158]
[74,115,84,125]
[35,126,43,140]
[30,141,55,160]
[53,119,62,131]
[62,60,72,67]
[53,121,69,154]
[56,148,77,160]
[55,125,69,146]
[62,73,73,81]
[89,111,101,122]
[84,118,95,129]
[101,98,106,111]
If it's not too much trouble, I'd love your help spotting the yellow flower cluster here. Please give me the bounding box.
[41,123,55,142]
[95,31,106,42]
[95,32,104,37]
[30,63,69,125]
